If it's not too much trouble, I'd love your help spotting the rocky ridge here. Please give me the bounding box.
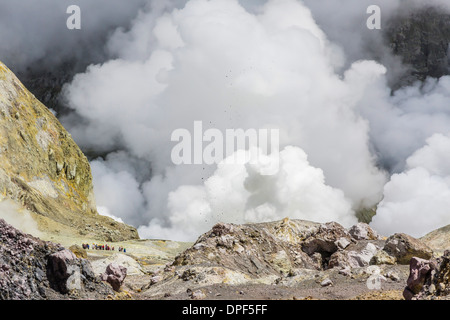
[0,61,138,242]
[138,219,435,300]
[2,214,450,301]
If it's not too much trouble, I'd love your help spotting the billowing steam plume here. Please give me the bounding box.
[1,0,450,240]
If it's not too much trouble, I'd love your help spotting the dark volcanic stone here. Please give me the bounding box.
[386,6,450,88]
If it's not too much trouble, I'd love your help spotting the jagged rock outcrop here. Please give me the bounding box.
[386,6,450,88]
[171,219,322,277]
[169,220,421,277]
[403,251,450,300]
[329,240,384,270]
[141,219,413,299]
[0,218,113,300]
[0,61,138,241]
[301,222,352,259]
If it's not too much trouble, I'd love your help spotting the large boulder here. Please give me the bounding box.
[403,257,435,300]
[383,233,433,265]
[100,263,127,292]
[403,251,450,300]
[47,249,82,293]
[329,241,382,269]
[301,222,353,258]
[91,253,144,276]
[348,223,380,241]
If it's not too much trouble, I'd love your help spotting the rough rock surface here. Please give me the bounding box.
[404,251,450,300]
[329,240,384,270]
[384,233,433,265]
[301,222,352,259]
[170,220,424,277]
[0,61,138,241]
[421,224,450,256]
[69,244,87,259]
[138,219,422,299]
[100,263,128,292]
[386,6,450,88]
[171,219,321,277]
[91,253,144,276]
[403,257,435,300]
[348,223,381,241]
[0,218,113,300]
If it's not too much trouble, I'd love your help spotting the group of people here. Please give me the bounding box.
[81,243,127,253]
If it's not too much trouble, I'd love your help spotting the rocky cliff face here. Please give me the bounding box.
[0,61,138,241]
[386,6,450,89]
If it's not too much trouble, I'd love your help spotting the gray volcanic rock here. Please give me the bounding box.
[301,222,351,255]
[0,218,113,300]
[141,219,413,300]
[386,6,450,88]
[384,233,433,265]
[348,223,381,241]
[171,219,322,277]
[329,240,384,270]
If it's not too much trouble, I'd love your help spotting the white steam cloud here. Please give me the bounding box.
[0,200,42,237]
[2,0,450,240]
[372,133,450,238]
[63,0,389,240]
[0,0,151,71]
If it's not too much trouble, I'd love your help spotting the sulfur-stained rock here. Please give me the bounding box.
[371,249,397,265]
[0,61,138,242]
[69,244,87,259]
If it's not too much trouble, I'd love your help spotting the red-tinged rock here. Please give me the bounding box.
[404,257,434,299]
[101,263,127,292]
